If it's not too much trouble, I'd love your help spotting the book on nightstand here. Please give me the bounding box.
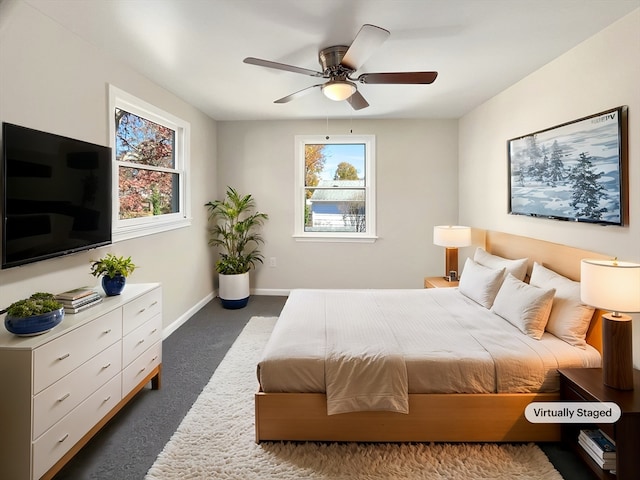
[578,429,616,471]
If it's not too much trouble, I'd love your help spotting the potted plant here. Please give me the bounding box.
[205,186,268,309]
[4,292,64,336]
[90,253,137,296]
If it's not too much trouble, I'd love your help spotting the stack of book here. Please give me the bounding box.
[55,287,103,314]
[578,428,616,472]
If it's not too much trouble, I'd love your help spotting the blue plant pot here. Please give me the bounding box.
[102,275,126,296]
[5,308,65,336]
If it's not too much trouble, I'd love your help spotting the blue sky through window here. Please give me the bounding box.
[320,144,365,181]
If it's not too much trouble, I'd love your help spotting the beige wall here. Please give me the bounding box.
[217,119,459,290]
[0,0,218,331]
[458,9,640,367]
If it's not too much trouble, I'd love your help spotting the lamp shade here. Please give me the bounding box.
[322,80,356,101]
[433,225,471,248]
[580,259,640,313]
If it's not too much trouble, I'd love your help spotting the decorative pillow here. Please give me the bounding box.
[474,248,529,282]
[458,258,506,309]
[529,262,595,348]
[491,273,555,340]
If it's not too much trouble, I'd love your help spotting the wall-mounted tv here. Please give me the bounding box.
[1,123,112,269]
[508,106,627,226]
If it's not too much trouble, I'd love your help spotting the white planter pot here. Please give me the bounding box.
[218,271,250,309]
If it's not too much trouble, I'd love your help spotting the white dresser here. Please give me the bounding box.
[0,283,162,480]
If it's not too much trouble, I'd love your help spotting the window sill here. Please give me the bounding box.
[292,234,378,243]
[113,217,191,242]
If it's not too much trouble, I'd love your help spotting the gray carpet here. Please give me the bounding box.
[53,295,596,480]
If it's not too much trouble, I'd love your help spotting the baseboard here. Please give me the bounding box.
[251,288,290,296]
[162,291,215,339]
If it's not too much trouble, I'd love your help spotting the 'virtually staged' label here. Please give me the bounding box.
[524,402,621,423]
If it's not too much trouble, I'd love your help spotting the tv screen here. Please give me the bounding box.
[508,106,627,226]
[2,123,112,269]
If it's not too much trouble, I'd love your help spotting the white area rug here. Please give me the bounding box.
[146,317,563,479]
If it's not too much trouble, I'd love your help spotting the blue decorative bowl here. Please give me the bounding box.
[5,308,65,336]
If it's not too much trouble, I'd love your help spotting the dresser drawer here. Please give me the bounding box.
[122,314,161,367]
[122,341,161,395]
[33,309,122,393]
[123,288,162,335]
[32,374,121,480]
[33,341,122,439]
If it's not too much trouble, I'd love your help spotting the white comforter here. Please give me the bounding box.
[257,288,601,415]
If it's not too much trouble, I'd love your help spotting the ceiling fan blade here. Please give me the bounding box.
[274,84,323,104]
[347,90,369,110]
[341,24,390,71]
[244,57,324,77]
[357,71,438,84]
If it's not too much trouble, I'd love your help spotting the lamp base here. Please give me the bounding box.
[602,313,634,390]
[444,247,458,279]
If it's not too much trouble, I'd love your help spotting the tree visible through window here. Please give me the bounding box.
[115,109,178,219]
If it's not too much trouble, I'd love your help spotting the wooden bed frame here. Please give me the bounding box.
[255,231,609,443]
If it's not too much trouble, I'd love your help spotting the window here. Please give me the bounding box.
[294,135,376,242]
[109,85,190,241]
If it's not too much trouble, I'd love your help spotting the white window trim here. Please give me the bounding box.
[293,134,377,243]
[109,85,191,242]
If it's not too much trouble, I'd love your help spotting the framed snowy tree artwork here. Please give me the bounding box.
[508,106,627,226]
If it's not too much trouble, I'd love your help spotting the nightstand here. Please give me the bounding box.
[424,276,459,288]
[558,368,640,480]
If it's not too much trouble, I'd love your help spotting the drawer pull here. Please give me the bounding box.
[103,395,111,403]
[58,353,70,361]
[58,393,70,402]
[138,307,146,314]
[152,355,158,362]
[151,328,158,334]
[103,328,112,334]
[137,339,145,345]
[59,433,69,443]
[139,367,146,373]
[150,301,158,307]
[102,363,112,369]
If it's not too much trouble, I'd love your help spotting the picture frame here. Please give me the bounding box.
[508,106,627,226]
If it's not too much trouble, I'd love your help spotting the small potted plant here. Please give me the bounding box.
[4,292,64,336]
[205,187,268,309]
[90,253,137,296]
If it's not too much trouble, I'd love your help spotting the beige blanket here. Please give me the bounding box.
[324,291,408,415]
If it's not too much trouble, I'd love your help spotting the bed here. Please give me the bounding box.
[255,231,609,443]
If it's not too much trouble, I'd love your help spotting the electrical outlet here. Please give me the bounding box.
[269,257,277,267]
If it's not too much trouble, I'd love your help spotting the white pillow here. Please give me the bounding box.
[530,262,595,348]
[492,273,555,340]
[458,258,505,309]
[474,248,529,281]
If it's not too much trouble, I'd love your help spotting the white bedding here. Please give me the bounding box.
[257,288,601,415]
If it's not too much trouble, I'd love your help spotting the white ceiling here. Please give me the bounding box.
[24,0,639,121]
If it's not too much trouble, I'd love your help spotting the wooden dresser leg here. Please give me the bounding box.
[151,364,162,390]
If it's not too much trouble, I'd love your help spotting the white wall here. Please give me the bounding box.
[458,9,640,367]
[216,119,459,290]
[0,0,218,330]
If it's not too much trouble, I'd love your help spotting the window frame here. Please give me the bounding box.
[293,134,377,242]
[109,85,191,242]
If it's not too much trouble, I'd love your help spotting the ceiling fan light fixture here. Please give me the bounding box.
[322,80,356,101]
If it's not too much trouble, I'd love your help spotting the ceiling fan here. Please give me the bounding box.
[243,24,438,110]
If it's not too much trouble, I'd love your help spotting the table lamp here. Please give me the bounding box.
[581,259,640,390]
[433,225,471,281]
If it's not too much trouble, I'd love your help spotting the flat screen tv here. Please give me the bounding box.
[1,123,112,269]
[507,106,627,226]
